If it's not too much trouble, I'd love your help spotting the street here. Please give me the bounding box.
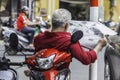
[0,0,119,79]
[0,41,105,80]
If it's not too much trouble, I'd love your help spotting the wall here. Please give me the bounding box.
[104,0,120,22]
[34,0,59,18]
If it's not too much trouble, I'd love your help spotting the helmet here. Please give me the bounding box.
[21,6,29,12]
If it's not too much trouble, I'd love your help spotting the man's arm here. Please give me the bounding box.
[93,38,107,54]
[22,16,39,26]
[26,21,39,26]
[70,39,106,65]
[70,42,97,65]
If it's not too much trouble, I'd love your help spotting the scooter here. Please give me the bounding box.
[104,24,120,80]
[0,49,25,80]
[0,30,83,80]
[1,19,50,55]
[2,26,34,55]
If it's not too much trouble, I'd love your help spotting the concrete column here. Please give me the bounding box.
[99,0,104,21]
[89,0,98,80]
[48,0,51,16]
[90,0,99,21]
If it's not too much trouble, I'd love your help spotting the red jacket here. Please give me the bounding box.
[34,31,97,65]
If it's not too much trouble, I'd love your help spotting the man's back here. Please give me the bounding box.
[34,31,71,52]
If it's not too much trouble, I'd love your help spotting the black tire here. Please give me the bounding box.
[0,26,3,40]
[104,58,113,80]
[29,76,34,80]
[104,47,120,80]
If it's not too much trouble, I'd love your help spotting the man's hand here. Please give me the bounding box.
[93,38,107,54]
[98,38,107,47]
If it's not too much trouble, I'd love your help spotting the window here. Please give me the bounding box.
[60,0,89,20]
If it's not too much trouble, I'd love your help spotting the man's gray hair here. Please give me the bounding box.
[52,8,72,29]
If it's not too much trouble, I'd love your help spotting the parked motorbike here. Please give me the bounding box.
[34,17,51,36]
[104,25,120,80]
[0,50,25,80]
[0,30,83,80]
[2,27,34,55]
[1,19,50,55]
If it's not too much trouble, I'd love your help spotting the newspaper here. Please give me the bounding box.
[67,20,117,49]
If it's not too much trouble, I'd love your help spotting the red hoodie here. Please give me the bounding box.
[34,31,97,65]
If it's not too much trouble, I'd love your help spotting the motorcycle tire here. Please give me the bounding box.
[0,27,3,40]
[104,58,113,80]
[104,47,120,80]
[29,76,34,80]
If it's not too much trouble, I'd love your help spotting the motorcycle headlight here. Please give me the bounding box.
[36,54,55,69]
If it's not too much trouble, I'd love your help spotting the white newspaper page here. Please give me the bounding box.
[68,21,117,49]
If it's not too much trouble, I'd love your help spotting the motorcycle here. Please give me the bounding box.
[104,23,120,80]
[0,50,25,80]
[0,30,83,80]
[1,19,50,55]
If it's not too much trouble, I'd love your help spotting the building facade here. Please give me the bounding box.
[104,0,120,22]
[34,0,59,18]
[0,0,33,20]
[1,0,120,22]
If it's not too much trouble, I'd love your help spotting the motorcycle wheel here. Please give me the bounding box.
[5,46,17,55]
[104,59,112,80]
[104,46,120,80]
[30,76,34,80]
[0,27,3,40]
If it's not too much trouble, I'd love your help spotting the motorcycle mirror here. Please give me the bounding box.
[71,30,83,43]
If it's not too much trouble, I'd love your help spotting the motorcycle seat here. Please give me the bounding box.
[22,46,35,52]
[15,30,29,38]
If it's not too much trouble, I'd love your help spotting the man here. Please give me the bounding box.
[34,8,106,65]
[39,8,48,21]
[17,6,38,45]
